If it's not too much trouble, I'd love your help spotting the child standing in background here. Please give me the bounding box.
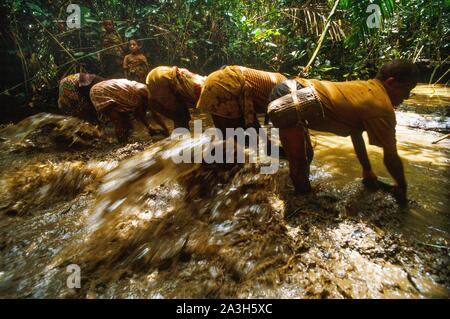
[100,19,124,78]
[123,39,149,83]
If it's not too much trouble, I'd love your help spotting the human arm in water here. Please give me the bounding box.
[147,98,170,136]
[131,86,167,137]
[383,147,407,204]
[351,131,407,203]
[351,131,377,185]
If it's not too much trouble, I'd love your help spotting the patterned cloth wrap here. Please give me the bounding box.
[59,74,80,103]
[101,31,124,57]
[196,66,286,127]
[90,79,147,114]
[58,73,92,117]
[172,67,206,107]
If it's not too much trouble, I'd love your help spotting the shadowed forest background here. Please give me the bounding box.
[0,0,449,299]
[0,0,448,123]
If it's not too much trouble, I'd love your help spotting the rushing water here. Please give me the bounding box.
[0,113,101,150]
[0,85,448,298]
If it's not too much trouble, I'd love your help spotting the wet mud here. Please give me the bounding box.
[0,93,449,298]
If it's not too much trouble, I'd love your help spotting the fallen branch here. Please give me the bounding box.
[31,14,77,64]
[417,241,449,250]
[431,133,450,144]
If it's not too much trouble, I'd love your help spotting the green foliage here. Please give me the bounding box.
[0,0,448,99]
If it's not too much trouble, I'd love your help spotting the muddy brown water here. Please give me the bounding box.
[0,85,448,298]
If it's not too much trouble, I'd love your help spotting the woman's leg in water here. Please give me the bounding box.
[211,114,285,159]
[133,105,154,136]
[279,126,312,193]
[105,107,131,142]
[211,115,244,137]
[304,128,314,168]
[172,101,192,130]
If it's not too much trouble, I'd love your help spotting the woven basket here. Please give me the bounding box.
[267,86,324,129]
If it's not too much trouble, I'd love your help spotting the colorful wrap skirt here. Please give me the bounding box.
[58,74,91,117]
[90,79,146,114]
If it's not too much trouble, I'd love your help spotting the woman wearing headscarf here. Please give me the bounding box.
[145,66,206,134]
[58,72,105,123]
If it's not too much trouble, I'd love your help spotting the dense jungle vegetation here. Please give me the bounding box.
[0,0,448,122]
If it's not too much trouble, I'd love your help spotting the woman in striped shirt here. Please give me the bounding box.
[90,79,159,142]
[196,65,286,134]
